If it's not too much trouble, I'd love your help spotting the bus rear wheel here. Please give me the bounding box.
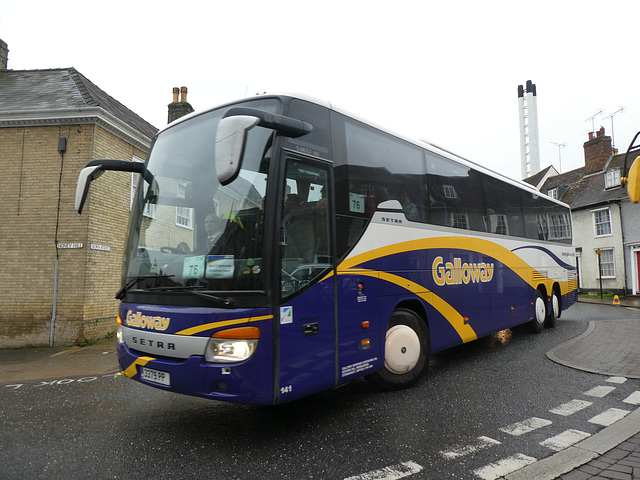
[531,289,546,333]
[545,288,561,328]
[367,308,430,390]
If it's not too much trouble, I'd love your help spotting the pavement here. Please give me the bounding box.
[2,297,640,479]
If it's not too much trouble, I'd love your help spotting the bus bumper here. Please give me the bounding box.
[116,341,274,405]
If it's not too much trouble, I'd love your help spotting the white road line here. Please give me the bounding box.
[343,461,423,480]
[623,391,640,405]
[540,429,591,451]
[440,436,501,459]
[473,454,537,480]
[499,417,552,436]
[588,408,631,426]
[584,385,616,398]
[606,376,627,384]
[549,399,593,416]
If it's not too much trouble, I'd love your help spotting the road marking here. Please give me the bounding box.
[499,417,552,436]
[623,391,640,405]
[588,408,631,426]
[606,376,627,384]
[584,386,616,398]
[473,454,536,480]
[440,436,501,459]
[549,399,593,416]
[540,429,591,451]
[343,461,422,480]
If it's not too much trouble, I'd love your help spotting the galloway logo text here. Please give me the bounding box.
[126,310,170,331]
[432,256,495,286]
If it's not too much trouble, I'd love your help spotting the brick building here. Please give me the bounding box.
[0,42,159,347]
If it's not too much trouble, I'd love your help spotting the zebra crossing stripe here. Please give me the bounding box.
[343,461,423,480]
[588,408,631,426]
[549,399,593,416]
[623,391,640,405]
[499,417,552,436]
[440,436,501,459]
[540,429,591,451]
[584,386,616,398]
[605,376,627,384]
[473,454,537,480]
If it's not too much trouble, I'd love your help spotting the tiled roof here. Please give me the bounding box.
[540,154,627,210]
[524,165,553,187]
[0,68,158,139]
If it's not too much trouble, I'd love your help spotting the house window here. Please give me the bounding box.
[547,188,558,199]
[451,212,469,230]
[597,248,615,278]
[605,169,621,189]
[443,185,457,199]
[593,208,612,236]
[176,181,193,229]
[548,213,571,240]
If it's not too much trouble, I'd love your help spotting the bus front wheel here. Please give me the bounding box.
[367,308,430,390]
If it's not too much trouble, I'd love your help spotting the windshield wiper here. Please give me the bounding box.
[145,285,234,307]
[115,274,175,300]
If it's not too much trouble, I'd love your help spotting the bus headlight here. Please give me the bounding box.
[205,326,260,363]
[116,316,124,344]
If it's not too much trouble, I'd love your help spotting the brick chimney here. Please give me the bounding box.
[583,126,612,174]
[0,39,8,70]
[167,86,194,124]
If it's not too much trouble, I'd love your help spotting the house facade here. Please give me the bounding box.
[0,42,159,347]
[535,127,635,296]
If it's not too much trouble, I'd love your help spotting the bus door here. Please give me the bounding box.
[277,157,336,402]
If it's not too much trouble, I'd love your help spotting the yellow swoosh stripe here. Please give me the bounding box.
[121,356,155,378]
[175,314,273,336]
[341,236,558,289]
[340,269,478,343]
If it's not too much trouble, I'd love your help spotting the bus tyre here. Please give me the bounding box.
[367,309,430,391]
[545,288,561,328]
[531,289,546,333]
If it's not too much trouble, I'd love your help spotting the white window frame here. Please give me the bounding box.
[604,169,621,189]
[547,188,558,199]
[548,213,571,240]
[443,185,457,199]
[450,212,469,230]
[592,208,612,237]
[596,248,615,278]
[176,181,193,229]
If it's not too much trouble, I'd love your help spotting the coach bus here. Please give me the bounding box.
[75,93,577,404]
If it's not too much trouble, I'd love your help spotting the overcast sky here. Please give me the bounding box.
[2,0,639,181]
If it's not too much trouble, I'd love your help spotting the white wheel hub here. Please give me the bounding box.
[535,296,546,323]
[552,294,560,318]
[384,325,421,374]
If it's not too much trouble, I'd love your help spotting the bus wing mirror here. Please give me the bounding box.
[215,115,260,186]
[215,107,313,186]
[75,159,149,214]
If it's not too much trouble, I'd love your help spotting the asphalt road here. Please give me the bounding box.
[1,303,639,480]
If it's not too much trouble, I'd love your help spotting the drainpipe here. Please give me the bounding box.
[50,136,66,347]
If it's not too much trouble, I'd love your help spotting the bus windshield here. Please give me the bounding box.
[122,99,279,298]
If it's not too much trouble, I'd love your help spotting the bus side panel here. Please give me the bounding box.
[336,273,385,383]
[277,278,337,403]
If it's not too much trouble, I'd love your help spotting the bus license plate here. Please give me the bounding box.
[141,367,170,386]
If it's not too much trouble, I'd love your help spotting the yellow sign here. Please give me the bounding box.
[613,295,620,306]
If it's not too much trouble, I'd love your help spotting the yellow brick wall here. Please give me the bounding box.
[0,123,148,347]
